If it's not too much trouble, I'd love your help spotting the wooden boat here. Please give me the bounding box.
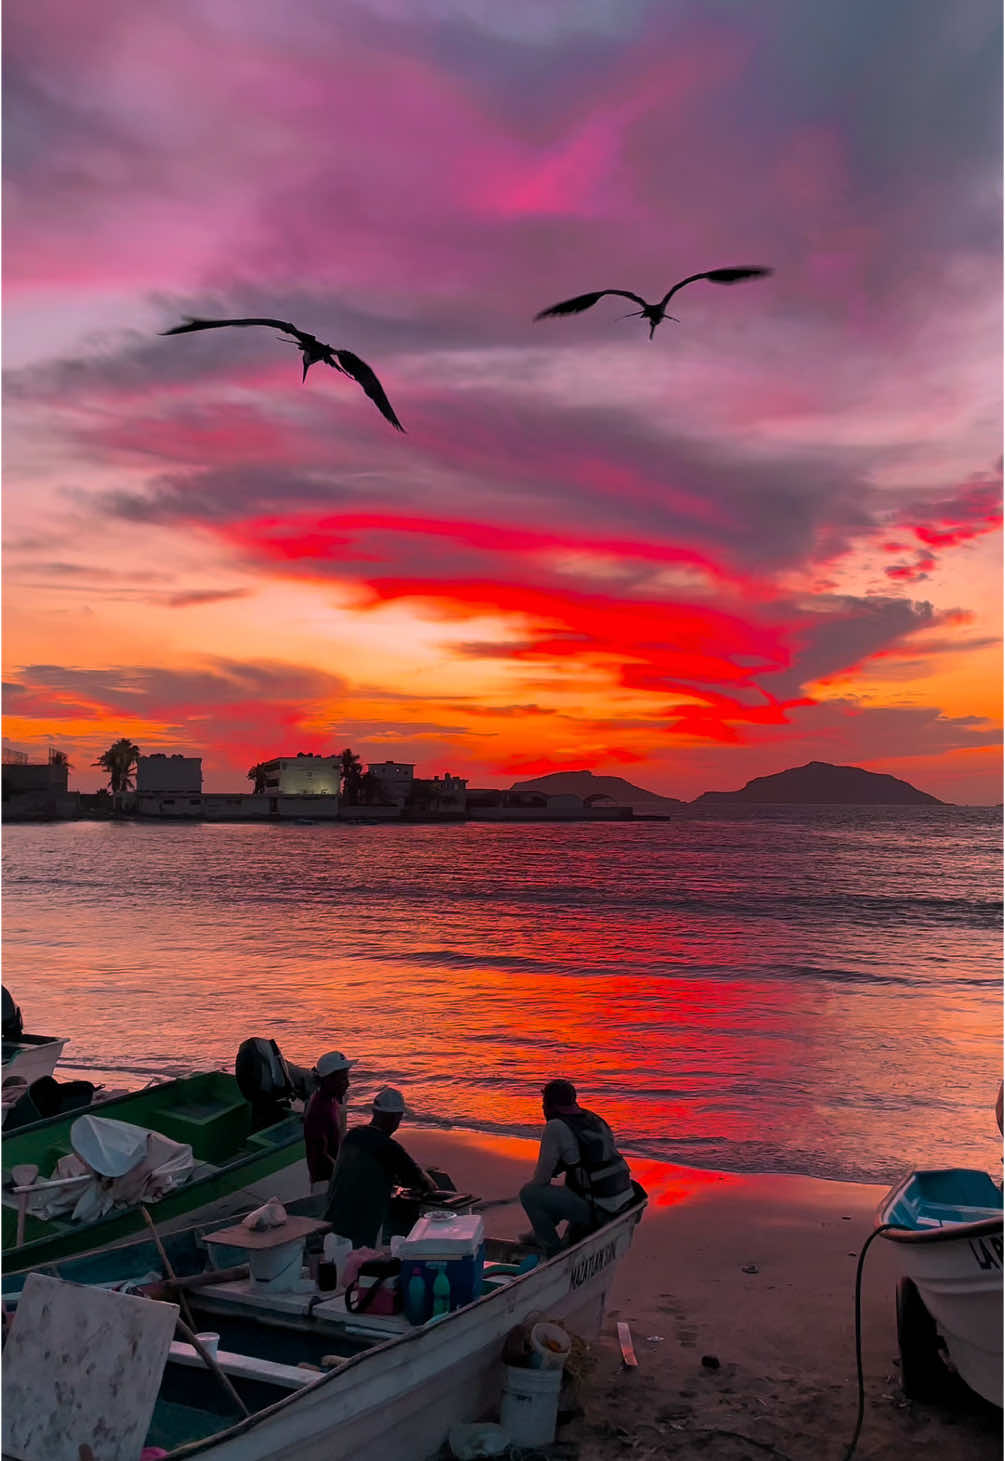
[2,1070,304,1272]
[1,1186,647,1461]
[876,1167,1003,1407]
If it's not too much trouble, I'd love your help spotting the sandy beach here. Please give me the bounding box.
[396,1128,1002,1461]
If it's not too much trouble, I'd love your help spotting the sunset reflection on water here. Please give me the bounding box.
[2,811,1000,1184]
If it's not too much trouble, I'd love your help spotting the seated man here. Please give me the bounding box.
[325,1087,436,1249]
[519,1079,635,1256]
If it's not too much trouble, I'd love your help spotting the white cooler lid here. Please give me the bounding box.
[399,1211,484,1256]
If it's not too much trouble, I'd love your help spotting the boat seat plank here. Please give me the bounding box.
[167,1341,314,1389]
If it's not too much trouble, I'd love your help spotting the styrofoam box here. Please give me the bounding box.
[398,1212,485,1257]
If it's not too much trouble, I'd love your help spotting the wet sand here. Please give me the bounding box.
[403,1128,1002,1460]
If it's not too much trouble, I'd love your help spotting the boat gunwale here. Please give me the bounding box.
[875,1165,1004,1245]
[164,1184,648,1460]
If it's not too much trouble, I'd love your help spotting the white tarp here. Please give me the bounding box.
[29,1117,194,1223]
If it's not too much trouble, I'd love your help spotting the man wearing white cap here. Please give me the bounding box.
[304,1051,355,1195]
[325,1087,436,1248]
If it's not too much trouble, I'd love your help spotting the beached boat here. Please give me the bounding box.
[1,1031,69,1121]
[2,1070,304,1272]
[1,1186,646,1461]
[876,1167,1003,1406]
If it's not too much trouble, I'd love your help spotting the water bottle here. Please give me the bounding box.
[432,1263,451,1317]
[406,1270,427,1325]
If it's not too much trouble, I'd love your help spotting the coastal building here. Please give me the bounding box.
[136,754,203,794]
[465,787,630,821]
[366,760,415,807]
[135,753,203,818]
[257,754,341,796]
[2,748,78,821]
[406,771,468,817]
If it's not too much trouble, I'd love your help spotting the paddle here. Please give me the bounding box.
[140,1205,251,1420]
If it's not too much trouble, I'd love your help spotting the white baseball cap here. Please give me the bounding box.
[372,1086,405,1113]
[316,1051,355,1077]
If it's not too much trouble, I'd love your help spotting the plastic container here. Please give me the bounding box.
[529,1322,571,1370]
[405,1272,427,1324]
[399,1213,485,1255]
[447,1422,509,1459]
[431,1263,451,1316]
[323,1233,353,1287]
[499,1364,563,1447]
[195,1332,220,1359]
[398,1213,485,1321]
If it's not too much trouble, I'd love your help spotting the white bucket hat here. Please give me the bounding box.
[372,1086,405,1114]
[71,1115,149,1177]
[316,1050,355,1077]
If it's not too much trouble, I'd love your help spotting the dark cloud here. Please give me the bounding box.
[164,588,251,608]
[6,658,347,719]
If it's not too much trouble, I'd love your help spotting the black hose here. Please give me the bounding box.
[841,1223,895,1461]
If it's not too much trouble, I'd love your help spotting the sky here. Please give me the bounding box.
[3,0,1002,802]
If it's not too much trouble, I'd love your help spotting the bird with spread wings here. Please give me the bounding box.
[161,317,404,432]
[534,266,773,339]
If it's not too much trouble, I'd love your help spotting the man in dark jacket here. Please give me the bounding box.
[325,1087,436,1248]
[519,1079,635,1256]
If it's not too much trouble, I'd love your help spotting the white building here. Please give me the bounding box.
[136,754,202,794]
[366,760,415,807]
[258,754,340,796]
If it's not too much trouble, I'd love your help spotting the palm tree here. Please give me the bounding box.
[92,738,140,811]
[360,770,383,805]
[247,763,268,794]
[340,748,364,805]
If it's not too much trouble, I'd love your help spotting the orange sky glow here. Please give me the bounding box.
[3,2,1002,803]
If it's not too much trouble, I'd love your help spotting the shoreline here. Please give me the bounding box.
[256,1128,999,1457]
[398,1129,1000,1459]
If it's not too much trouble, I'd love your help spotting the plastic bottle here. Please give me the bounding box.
[432,1263,451,1317]
[406,1271,428,1325]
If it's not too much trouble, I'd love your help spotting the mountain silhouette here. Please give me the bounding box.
[508,770,685,808]
[690,761,944,806]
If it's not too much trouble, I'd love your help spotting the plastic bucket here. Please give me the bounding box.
[195,1332,220,1359]
[499,1364,563,1447]
[530,1321,571,1370]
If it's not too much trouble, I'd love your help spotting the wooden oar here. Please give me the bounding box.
[140,1205,250,1419]
[140,1206,196,1329]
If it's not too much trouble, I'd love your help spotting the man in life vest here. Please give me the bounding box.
[519,1079,635,1256]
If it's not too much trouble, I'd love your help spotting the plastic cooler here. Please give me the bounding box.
[398,1212,485,1322]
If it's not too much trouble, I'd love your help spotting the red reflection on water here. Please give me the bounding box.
[627,1158,743,1209]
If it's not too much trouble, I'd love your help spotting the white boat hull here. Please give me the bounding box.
[173,1201,643,1461]
[878,1168,1002,1407]
[1,1037,68,1123]
[889,1228,1002,1405]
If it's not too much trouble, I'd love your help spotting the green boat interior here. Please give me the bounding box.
[1,1071,302,1260]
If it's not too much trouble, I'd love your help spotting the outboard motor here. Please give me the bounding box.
[235,1038,311,1130]
[2,986,24,1044]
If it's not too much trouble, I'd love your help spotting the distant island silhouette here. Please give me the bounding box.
[509,770,685,810]
[689,761,943,806]
[513,761,944,807]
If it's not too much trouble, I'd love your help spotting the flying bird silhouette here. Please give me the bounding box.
[160,317,404,431]
[534,267,773,339]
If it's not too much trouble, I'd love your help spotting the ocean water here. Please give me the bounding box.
[3,806,1001,1185]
